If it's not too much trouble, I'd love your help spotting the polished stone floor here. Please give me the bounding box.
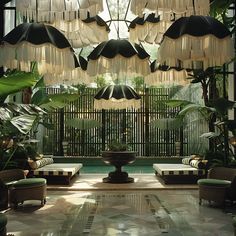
[3,189,235,236]
[1,174,236,236]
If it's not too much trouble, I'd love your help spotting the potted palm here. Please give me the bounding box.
[102,140,136,183]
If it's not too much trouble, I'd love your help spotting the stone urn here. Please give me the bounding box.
[102,151,136,183]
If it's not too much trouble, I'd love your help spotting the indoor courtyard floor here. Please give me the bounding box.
[2,174,236,236]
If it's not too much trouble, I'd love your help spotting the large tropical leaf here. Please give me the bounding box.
[150,118,184,130]
[178,103,211,118]
[164,99,192,108]
[10,114,36,134]
[0,71,37,100]
[209,98,236,115]
[66,118,102,130]
[200,132,220,139]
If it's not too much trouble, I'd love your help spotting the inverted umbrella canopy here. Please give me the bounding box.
[87,39,150,77]
[145,61,189,86]
[44,55,92,86]
[157,15,234,70]
[0,22,75,74]
[94,85,141,110]
[129,13,172,44]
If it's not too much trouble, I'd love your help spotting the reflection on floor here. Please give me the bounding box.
[4,190,235,236]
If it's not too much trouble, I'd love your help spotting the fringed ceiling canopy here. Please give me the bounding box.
[44,55,92,86]
[157,15,235,70]
[0,22,75,74]
[16,0,104,22]
[129,13,172,44]
[130,0,210,20]
[94,85,141,110]
[145,61,189,86]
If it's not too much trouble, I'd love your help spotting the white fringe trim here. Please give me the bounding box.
[130,0,210,20]
[94,98,141,110]
[145,68,189,86]
[157,35,234,69]
[16,0,103,22]
[0,42,75,74]
[129,20,172,44]
[44,68,92,86]
[49,19,108,48]
[87,54,151,77]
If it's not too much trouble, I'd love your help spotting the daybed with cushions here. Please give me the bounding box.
[153,156,207,184]
[28,157,83,185]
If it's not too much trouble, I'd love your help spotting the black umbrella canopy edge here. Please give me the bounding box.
[163,15,231,39]
[88,39,150,60]
[94,85,141,100]
[2,23,73,49]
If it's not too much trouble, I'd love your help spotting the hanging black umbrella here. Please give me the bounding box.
[157,15,234,69]
[94,85,141,110]
[129,13,171,44]
[87,39,150,77]
[0,22,75,74]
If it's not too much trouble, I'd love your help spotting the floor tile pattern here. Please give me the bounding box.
[4,190,235,236]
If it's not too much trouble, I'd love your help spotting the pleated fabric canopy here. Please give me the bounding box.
[157,15,234,70]
[145,61,189,86]
[94,85,141,110]
[129,13,172,44]
[130,0,210,20]
[0,22,75,74]
[44,55,91,86]
[51,16,109,48]
[87,39,150,78]
[16,0,104,21]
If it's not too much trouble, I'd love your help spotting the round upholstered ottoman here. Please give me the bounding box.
[197,178,231,205]
[0,213,7,236]
[9,178,47,208]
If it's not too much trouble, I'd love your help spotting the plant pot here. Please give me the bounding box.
[101,151,136,183]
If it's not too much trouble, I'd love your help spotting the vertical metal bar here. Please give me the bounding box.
[145,87,150,156]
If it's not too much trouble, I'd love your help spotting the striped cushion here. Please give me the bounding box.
[189,159,205,169]
[182,157,192,165]
[29,158,54,170]
[153,163,206,176]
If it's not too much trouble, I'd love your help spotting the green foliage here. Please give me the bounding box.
[107,140,131,151]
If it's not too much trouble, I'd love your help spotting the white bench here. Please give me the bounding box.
[153,163,206,184]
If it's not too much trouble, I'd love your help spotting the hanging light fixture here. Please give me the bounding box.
[94,85,141,110]
[129,13,172,44]
[145,61,189,86]
[157,15,234,70]
[43,55,91,86]
[87,39,150,77]
[0,22,75,74]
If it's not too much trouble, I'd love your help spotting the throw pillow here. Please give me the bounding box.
[189,159,205,169]
[182,157,192,165]
[28,157,54,170]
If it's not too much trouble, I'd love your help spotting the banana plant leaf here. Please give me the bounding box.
[200,132,220,139]
[66,118,102,130]
[10,115,36,134]
[0,71,37,101]
[150,118,183,130]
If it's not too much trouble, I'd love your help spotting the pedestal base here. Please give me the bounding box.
[103,171,134,183]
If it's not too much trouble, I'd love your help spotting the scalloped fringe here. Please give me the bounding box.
[0,42,75,74]
[131,0,210,19]
[94,98,141,110]
[44,68,92,86]
[145,69,189,86]
[87,54,151,77]
[16,0,103,22]
[157,35,234,69]
[129,21,172,44]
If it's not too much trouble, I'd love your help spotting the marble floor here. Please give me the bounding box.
[2,175,236,236]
